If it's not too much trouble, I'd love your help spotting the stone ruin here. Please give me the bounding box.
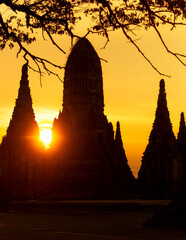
[0,38,136,200]
[0,39,186,201]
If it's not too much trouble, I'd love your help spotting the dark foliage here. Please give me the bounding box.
[1,0,186,77]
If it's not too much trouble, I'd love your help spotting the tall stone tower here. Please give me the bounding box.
[52,38,135,199]
[138,79,182,197]
[52,38,108,151]
[63,37,104,123]
[7,64,39,139]
[0,64,44,199]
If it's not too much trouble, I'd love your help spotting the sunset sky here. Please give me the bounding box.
[1,17,186,177]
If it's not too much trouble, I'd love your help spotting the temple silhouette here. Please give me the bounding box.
[0,38,186,200]
[50,38,136,199]
[0,64,44,199]
[0,38,136,200]
[138,79,183,198]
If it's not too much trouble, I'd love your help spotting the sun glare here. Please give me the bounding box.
[40,128,52,147]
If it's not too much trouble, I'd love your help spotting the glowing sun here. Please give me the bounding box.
[40,128,52,146]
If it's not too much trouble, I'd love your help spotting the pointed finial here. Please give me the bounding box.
[21,63,28,83]
[157,78,166,106]
[116,121,120,130]
[181,112,185,122]
[115,121,122,142]
[17,63,31,102]
[160,79,165,90]
[178,112,186,142]
[179,112,185,132]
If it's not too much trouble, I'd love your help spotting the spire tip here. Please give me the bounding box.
[160,79,165,89]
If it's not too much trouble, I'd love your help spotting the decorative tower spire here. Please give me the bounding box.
[0,64,44,198]
[115,121,122,143]
[114,121,135,185]
[7,63,39,140]
[146,79,175,146]
[138,79,182,197]
[178,112,186,144]
[115,121,127,161]
[153,79,172,133]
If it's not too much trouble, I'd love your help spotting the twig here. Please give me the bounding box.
[97,0,170,77]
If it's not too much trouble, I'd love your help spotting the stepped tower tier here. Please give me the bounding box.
[6,63,39,141]
[138,79,182,198]
[51,38,136,199]
[52,38,108,151]
[63,37,104,121]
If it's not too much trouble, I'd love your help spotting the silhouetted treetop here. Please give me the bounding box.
[1,0,186,78]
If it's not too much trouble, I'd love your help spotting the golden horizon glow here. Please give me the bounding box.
[1,25,186,178]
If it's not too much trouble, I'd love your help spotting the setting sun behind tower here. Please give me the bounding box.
[39,128,52,148]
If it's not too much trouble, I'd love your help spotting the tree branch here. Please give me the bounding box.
[140,0,186,67]
[96,0,170,77]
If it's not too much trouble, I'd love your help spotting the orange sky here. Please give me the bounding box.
[1,19,186,177]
